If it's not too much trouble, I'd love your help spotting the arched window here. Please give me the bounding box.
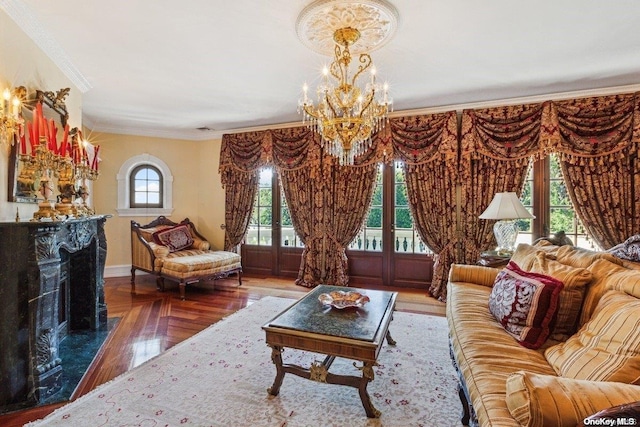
[117,154,173,216]
[130,164,163,208]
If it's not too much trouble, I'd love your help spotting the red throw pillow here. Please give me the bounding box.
[152,224,194,252]
[489,261,564,349]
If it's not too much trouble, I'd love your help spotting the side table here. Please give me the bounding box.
[478,250,511,268]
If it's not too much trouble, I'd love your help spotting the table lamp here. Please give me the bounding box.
[479,192,534,255]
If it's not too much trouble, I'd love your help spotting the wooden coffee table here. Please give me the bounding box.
[262,285,397,418]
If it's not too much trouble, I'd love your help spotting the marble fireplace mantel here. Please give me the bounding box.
[0,215,109,413]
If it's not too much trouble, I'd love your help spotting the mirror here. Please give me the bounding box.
[7,87,72,203]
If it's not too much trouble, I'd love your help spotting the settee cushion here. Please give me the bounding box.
[555,245,622,269]
[505,370,640,427]
[488,261,563,349]
[529,253,592,340]
[545,290,640,384]
[161,251,241,278]
[153,224,194,252]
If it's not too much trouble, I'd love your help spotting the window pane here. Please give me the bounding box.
[148,193,160,204]
[366,207,382,228]
[134,193,147,204]
[135,180,148,191]
[134,169,148,180]
[259,207,272,226]
[146,169,159,180]
[147,181,160,192]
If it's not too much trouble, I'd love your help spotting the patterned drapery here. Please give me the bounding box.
[219,91,640,301]
[391,113,459,300]
[219,131,271,251]
[542,94,640,249]
[459,104,548,267]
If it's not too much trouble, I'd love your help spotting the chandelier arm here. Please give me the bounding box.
[351,53,372,88]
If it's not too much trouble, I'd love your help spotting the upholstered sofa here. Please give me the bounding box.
[131,216,242,300]
[447,241,640,427]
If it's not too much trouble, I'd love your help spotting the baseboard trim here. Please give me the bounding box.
[105,264,146,278]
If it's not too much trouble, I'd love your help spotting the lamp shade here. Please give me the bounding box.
[479,192,535,220]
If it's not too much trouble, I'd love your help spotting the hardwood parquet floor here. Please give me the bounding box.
[0,274,444,427]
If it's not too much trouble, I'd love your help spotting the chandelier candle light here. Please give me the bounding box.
[479,192,535,256]
[296,0,398,165]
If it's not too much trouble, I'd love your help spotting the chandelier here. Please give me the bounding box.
[296,0,398,165]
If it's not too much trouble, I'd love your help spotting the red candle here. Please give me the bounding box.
[32,110,39,144]
[20,128,26,155]
[93,145,100,170]
[27,122,34,153]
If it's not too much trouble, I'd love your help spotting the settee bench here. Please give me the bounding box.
[130,216,242,300]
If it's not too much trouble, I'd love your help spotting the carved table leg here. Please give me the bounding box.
[267,345,285,396]
[385,329,396,346]
[356,361,381,418]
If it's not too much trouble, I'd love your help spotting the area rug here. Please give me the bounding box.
[27,297,462,427]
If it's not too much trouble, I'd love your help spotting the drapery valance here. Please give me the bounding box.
[219,90,640,300]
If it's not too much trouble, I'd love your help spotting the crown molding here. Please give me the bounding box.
[1,0,92,93]
[84,83,640,141]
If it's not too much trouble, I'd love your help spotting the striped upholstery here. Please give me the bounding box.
[162,251,241,277]
[506,371,640,427]
[581,259,630,325]
[529,253,592,340]
[545,290,640,384]
[447,278,557,427]
[510,243,540,271]
[448,264,501,288]
[555,245,622,269]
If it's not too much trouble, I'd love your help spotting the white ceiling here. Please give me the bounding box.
[5,0,640,140]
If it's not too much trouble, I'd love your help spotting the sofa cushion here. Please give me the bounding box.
[489,261,563,349]
[510,243,541,271]
[153,224,194,252]
[529,253,592,340]
[448,281,557,427]
[545,290,640,384]
[581,259,630,325]
[506,371,640,427]
[555,245,622,269]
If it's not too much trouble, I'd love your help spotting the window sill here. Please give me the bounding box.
[116,208,174,217]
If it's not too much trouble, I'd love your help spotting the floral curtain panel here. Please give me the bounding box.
[390,113,458,300]
[219,131,271,251]
[220,91,640,300]
[459,103,548,266]
[541,93,640,249]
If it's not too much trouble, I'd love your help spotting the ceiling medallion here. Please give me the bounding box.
[296,0,399,55]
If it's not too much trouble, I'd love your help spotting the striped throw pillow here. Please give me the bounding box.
[529,252,592,340]
[545,290,640,384]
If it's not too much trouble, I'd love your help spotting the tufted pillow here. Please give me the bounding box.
[529,252,592,340]
[152,224,194,252]
[545,290,640,384]
[506,371,640,427]
[489,261,564,349]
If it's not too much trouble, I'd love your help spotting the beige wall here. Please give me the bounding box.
[0,9,83,221]
[91,132,225,269]
[1,9,227,272]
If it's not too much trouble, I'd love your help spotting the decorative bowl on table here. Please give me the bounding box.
[318,290,370,309]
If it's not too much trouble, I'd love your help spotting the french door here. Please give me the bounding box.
[241,163,435,289]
